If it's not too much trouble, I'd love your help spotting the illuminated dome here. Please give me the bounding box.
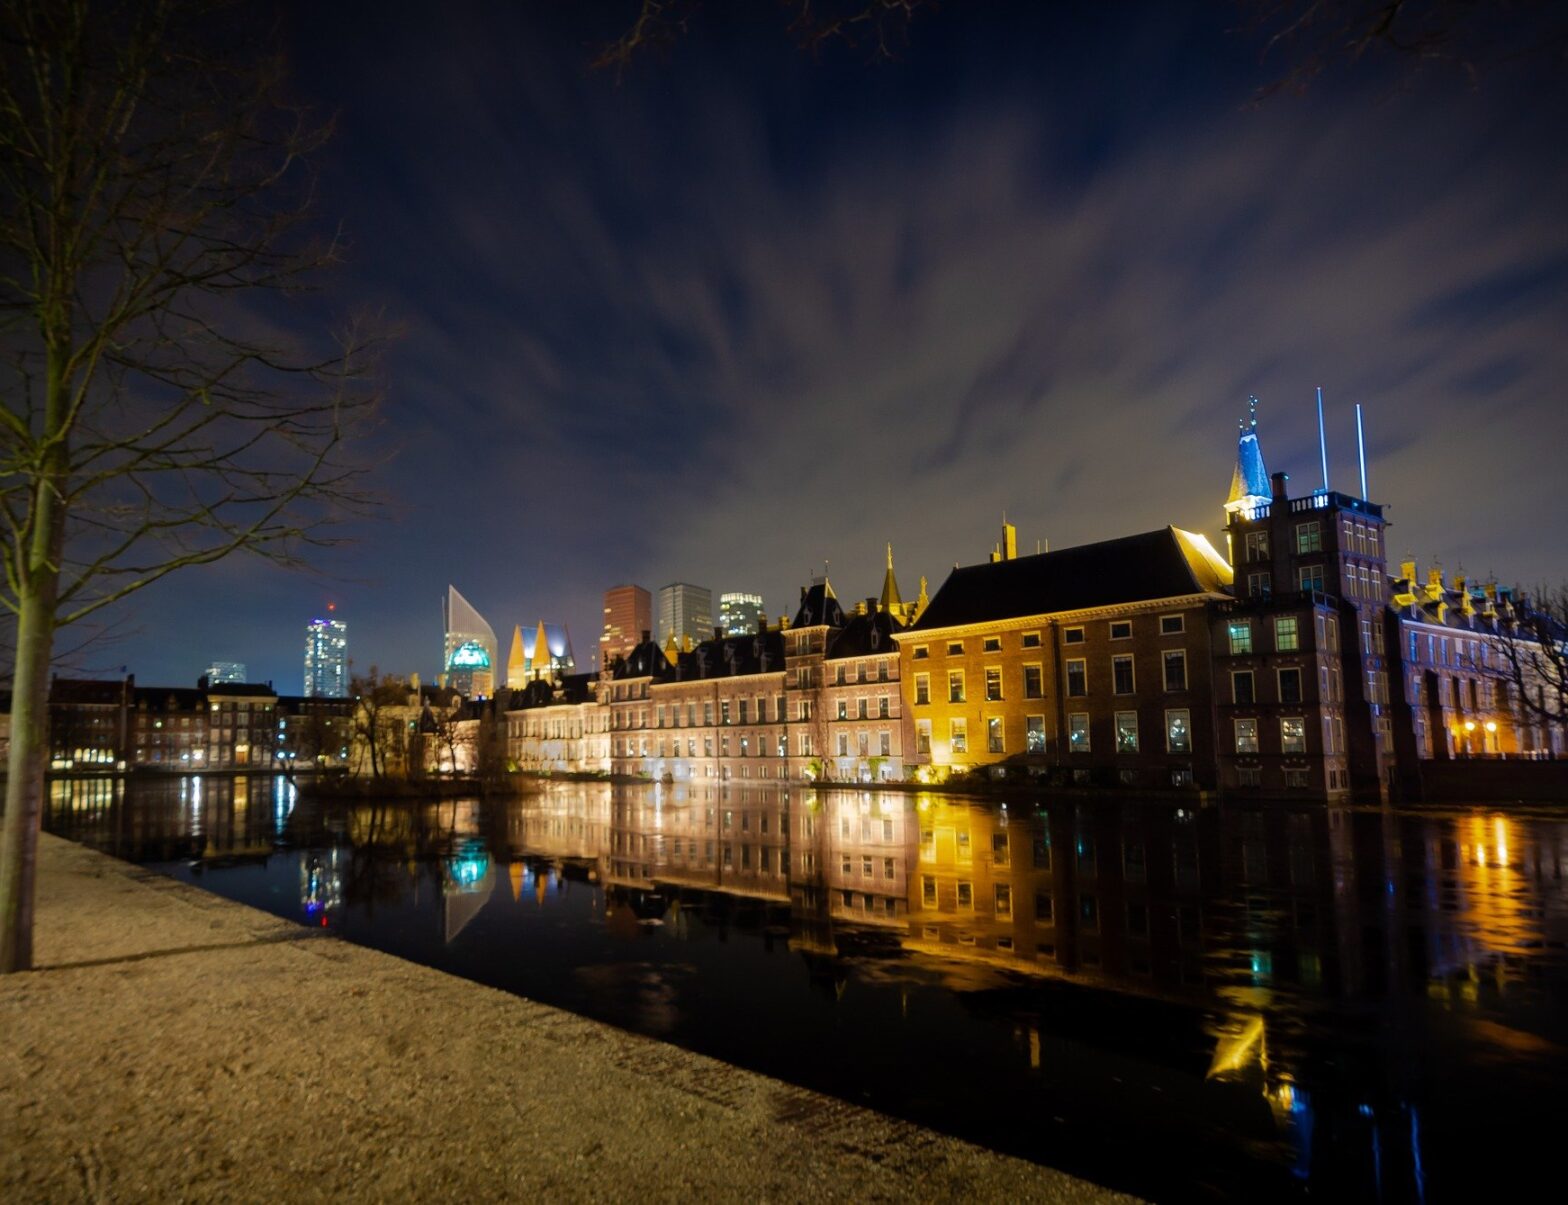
[447,640,491,670]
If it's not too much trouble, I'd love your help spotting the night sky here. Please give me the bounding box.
[98,1,1568,692]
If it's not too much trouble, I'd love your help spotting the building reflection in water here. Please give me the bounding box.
[42,774,1568,1201]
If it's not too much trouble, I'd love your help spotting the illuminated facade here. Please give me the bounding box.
[504,673,611,773]
[719,591,764,636]
[442,585,497,698]
[303,613,348,698]
[896,523,1233,789]
[600,584,651,666]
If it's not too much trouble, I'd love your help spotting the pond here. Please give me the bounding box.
[44,775,1568,1202]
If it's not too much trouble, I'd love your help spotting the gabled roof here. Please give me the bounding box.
[906,527,1233,632]
[793,579,846,629]
[827,610,905,660]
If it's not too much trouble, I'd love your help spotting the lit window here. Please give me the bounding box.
[1166,709,1191,753]
[1068,713,1090,752]
[950,719,967,754]
[985,668,1003,701]
[1026,716,1046,754]
[1281,717,1307,754]
[1115,711,1139,753]
[1298,564,1325,593]
[948,671,965,703]
[987,717,1004,753]
[1228,622,1253,655]
[1234,718,1259,753]
[1296,521,1321,554]
[1275,616,1299,652]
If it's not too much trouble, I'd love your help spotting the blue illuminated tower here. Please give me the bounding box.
[304,608,348,697]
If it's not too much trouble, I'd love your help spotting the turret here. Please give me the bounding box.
[1224,395,1271,521]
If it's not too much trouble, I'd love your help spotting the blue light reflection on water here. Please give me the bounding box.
[42,776,1568,1203]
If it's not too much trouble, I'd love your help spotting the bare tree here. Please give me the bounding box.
[1494,585,1568,739]
[348,670,412,782]
[0,0,377,971]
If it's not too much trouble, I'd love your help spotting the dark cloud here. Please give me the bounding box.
[99,1,1568,689]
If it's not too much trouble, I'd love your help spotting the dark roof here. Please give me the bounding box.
[133,687,204,711]
[792,580,846,629]
[827,610,905,660]
[668,629,785,681]
[49,678,131,705]
[612,637,677,682]
[907,527,1232,632]
[506,673,598,711]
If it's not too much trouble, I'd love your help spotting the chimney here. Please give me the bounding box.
[1270,470,1289,501]
[1002,521,1018,561]
[641,629,651,643]
[714,626,724,641]
[1400,559,1417,584]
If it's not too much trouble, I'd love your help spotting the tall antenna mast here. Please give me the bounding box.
[1316,386,1330,492]
[1356,403,1368,499]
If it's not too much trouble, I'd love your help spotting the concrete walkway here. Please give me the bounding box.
[1,835,1131,1202]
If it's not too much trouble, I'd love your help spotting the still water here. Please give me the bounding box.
[45,775,1568,1202]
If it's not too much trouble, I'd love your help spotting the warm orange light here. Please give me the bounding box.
[1464,721,1477,732]
[1485,721,1497,733]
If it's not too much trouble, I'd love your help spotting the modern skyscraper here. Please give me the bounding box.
[303,609,348,697]
[657,582,712,648]
[443,585,498,697]
[204,660,247,685]
[718,592,764,636]
[600,584,651,665]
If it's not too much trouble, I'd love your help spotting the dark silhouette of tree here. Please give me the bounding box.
[0,0,378,971]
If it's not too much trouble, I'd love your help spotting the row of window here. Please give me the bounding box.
[915,708,1194,756]
[911,615,1188,661]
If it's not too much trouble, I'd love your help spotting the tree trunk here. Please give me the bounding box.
[0,584,60,973]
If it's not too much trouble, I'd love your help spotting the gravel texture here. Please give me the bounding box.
[1,834,1133,1202]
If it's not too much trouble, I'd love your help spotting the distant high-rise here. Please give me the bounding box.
[303,609,348,697]
[657,582,712,648]
[443,585,497,698]
[718,592,764,636]
[600,584,651,666]
[205,660,247,685]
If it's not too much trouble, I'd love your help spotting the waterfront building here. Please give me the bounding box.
[131,684,205,767]
[276,695,354,767]
[204,661,247,685]
[895,523,1232,788]
[303,610,348,698]
[48,677,134,769]
[600,584,651,665]
[823,604,915,783]
[657,582,713,648]
[442,585,497,698]
[505,673,610,774]
[719,592,765,636]
[202,682,279,768]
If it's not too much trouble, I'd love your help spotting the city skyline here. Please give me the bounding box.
[57,1,1567,694]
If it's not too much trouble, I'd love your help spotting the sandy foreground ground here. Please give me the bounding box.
[1,835,1132,1202]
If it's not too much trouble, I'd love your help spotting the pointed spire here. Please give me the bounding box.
[880,543,904,613]
[1225,395,1271,515]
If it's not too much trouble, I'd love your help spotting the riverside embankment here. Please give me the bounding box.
[0,834,1127,1202]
